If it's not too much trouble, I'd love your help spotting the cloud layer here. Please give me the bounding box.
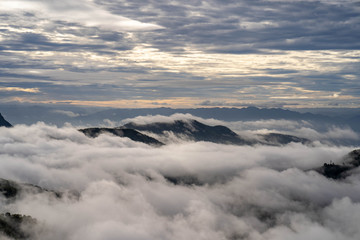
[1,122,360,239]
[0,0,359,108]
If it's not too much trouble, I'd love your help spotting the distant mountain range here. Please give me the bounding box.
[0,111,332,146]
[0,110,315,146]
[80,119,310,146]
[1,105,359,133]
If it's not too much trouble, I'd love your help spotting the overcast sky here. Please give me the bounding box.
[0,0,359,108]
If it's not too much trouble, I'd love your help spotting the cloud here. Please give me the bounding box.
[121,113,206,125]
[1,121,360,239]
[116,0,360,52]
[325,127,360,140]
[0,87,40,93]
[0,0,359,108]
[0,0,162,31]
[52,110,80,118]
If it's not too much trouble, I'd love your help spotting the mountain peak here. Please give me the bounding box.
[0,113,12,127]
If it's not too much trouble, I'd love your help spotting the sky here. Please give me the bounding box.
[0,0,359,108]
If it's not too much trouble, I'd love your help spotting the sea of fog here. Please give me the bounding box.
[1,116,360,240]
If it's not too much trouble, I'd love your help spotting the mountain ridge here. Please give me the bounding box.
[123,119,310,146]
[124,119,252,145]
[79,119,310,146]
[79,127,164,146]
[1,105,359,132]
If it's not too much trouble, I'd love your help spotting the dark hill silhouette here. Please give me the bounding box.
[0,212,36,239]
[124,119,310,146]
[79,127,164,146]
[124,119,252,145]
[0,178,62,200]
[316,149,360,179]
[0,113,12,127]
[80,119,310,146]
[0,179,60,239]
[259,133,310,145]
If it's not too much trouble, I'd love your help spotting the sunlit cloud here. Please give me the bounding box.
[0,0,162,31]
[1,97,201,108]
[0,87,40,93]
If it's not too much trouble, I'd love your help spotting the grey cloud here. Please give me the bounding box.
[0,70,51,81]
[0,0,359,107]
[199,100,244,107]
[198,100,300,108]
[0,12,134,54]
[102,0,360,52]
[0,79,211,104]
[2,31,115,52]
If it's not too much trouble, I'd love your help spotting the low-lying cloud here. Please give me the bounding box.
[0,121,360,239]
[53,110,81,118]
